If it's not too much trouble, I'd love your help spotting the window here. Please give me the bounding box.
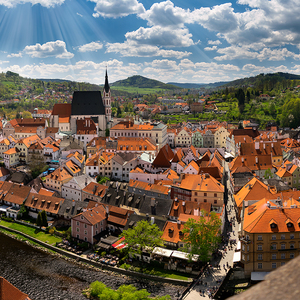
[76,228,79,232]
[281,234,285,239]
[257,244,263,251]
[272,235,276,240]
[258,254,263,260]
[242,244,245,251]
[291,234,295,239]
[214,200,217,204]
[281,243,286,250]
[290,243,295,249]
[84,230,87,235]
[257,235,262,241]
[272,254,277,260]
[271,243,277,250]
[290,253,295,259]
[84,224,87,229]
[204,193,207,196]
[76,221,79,226]
[272,263,277,269]
[258,263,262,269]
[281,253,286,259]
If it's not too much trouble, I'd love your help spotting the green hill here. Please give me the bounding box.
[223,72,300,89]
[111,75,181,90]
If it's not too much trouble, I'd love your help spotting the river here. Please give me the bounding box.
[0,233,184,300]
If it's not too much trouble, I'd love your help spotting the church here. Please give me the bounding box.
[49,70,112,137]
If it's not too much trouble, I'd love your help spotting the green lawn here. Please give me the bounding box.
[119,263,193,281]
[0,220,62,245]
[111,86,166,94]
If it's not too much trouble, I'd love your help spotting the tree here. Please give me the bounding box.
[264,168,273,179]
[236,88,245,114]
[105,128,110,137]
[41,210,48,227]
[36,212,43,228]
[121,220,163,258]
[182,210,222,263]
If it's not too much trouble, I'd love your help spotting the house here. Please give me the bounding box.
[86,137,106,156]
[192,129,203,148]
[24,193,65,222]
[175,128,192,148]
[241,198,300,276]
[171,173,224,207]
[111,152,138,182]
[74,118,98,149]
[16,135,41,164]
[61,174,96,201]
[3,147,20,169]
[43,167,73,195]
[71,204,107,244]
[82,182,108,202]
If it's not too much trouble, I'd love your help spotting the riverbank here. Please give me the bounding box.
[0,222,192,285]
[0,231,186,300]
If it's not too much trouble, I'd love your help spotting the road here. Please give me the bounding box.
[184,161,239,300]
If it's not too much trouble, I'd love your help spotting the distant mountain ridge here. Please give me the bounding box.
[167,81,230,89]
[111,75,181,90]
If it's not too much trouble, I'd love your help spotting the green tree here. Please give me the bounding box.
[182,210,221,263]
[236,88,245,114]
[36,212,43,228]
[41,210,48,227]
[264,168,273,179]
[121,220,163,258]
[105,128,110,137]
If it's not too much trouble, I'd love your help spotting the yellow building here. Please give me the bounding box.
[3,147,20,169]
[240,198,300,276]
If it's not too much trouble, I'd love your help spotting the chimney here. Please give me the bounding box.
[255,142,259,150]
[242,157,244,163]
[72,200,75,207]
[255,156,258,164]
[271,143,274,148]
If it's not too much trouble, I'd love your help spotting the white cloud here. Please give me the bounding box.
[214,45,300,61]
[0,0,64,8]
[78,42,103,52]
[0,60,9,64]
[77,12,83,17]
[208,40,221,45]
[242,63,290,74]
[7,52,22,58]
[89,0,145,18]
[139,0,189,27]
[106,41,191,58]
[204,46,217,51]
[24,40,74,59]
[125,26,193,47]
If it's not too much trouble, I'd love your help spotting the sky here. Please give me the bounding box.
[1,0,300,85]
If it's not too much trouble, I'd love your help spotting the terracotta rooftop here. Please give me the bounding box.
[0,277,31,300]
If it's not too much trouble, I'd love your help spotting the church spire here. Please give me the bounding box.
[104,68,110,93]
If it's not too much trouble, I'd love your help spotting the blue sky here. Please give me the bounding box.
[0,0,300,84]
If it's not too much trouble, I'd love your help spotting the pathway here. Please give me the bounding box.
[184,162,240,300]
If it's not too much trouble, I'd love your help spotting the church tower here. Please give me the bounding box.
[103,69,112,124]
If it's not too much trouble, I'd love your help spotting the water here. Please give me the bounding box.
[0,233,183,300]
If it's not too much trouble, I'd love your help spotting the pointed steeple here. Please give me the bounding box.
[104,68,110,93]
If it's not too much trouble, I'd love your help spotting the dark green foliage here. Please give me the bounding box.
[281,98,300,128]
[41,210,48,227]
[36,212,43,228]
[97,175,110,184]
[121,220,163,257]
[87,282,171,300]
[182,210,222,263]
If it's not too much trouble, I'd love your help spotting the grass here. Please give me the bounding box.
[119,263,193,281]
[111,86,166,95]
[0,220,62,245]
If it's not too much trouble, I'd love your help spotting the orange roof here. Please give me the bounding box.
[4,147,19,155]
[51,103,72,117]
[65,160,81,174]
[82,182,108,197]
[111,121,153,131]
[18,135,40,148]
[76,118,97,134]
[174,173,224,193]
[152,144,174,168]
[0,277,31,300]
[161,221,186,244]
[234,177,274,208]
[2,183,31,205]
[59,117,70,123]
[76,205,106,225]
[25,193,64,214]
[117,137,156,151]
[38,188,55,197]
[46,167,72,182]
[243,198,300,233]
[276,167,292,178]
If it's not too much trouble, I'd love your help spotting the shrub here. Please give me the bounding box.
[1,216,14,222]
[90,281,106,297]
[101,251,106,257]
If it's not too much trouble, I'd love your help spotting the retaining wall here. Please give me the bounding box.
[0,224,191,286]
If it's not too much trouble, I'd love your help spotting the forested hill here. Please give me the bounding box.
[223,72,300,89]
[111,75,181,90]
